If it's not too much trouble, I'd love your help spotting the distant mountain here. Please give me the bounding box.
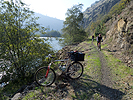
[34,13,64,31]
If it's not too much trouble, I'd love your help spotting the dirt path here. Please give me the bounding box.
[91,42,123,100]
[67,41,126,100]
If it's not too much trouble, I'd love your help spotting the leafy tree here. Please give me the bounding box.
[61,4,87,45]
[0,0,53,84]
[94,21,106,37]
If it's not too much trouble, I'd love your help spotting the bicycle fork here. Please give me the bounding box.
[45,63,51,78]
[98,42,101,51]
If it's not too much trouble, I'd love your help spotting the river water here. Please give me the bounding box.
[39,37,63,51]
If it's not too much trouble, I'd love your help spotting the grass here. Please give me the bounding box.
[86,39,92,44]
[77,41,102,100]
[71,94,76,99]
[0,89,8,100]
[93,93,101,100]
[103,51,133,77]
[22,92,36,100]
[85,44,102,83]
[22,87,51,100]
[80,93,88,99]
[102,43,107,48]
[102,50,133,99]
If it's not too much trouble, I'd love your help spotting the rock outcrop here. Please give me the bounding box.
[103,1,133,68]
[83,0,121,28]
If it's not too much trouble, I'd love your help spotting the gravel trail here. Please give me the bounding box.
[92,42,125,100]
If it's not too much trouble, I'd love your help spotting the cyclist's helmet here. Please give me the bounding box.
[99,34,101,36]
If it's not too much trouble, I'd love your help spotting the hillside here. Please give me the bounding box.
[103,0,133,68]
[83,0,121,28]
[34,13,64,31]
[83,0,133,68]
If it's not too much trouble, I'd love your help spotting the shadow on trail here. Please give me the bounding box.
[106,49,122,53]
[39,73,125,100]
[68,75,125,100]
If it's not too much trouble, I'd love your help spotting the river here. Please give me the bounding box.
[39,37,64,51]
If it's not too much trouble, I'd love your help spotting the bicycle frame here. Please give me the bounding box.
[44,56,71,77]
[98,42,101,50]
[45,64,51,78]
[98,42,101,46]
[54,59,70,67]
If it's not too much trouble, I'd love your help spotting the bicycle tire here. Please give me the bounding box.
[35,67,56,86]
[67,62,83,79]
[99,44,101,51]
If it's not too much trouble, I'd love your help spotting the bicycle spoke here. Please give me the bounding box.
[67,62,83,79]
[35,67,56,86]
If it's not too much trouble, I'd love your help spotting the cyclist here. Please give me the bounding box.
[92,35,94,41]
[97,34,103,46]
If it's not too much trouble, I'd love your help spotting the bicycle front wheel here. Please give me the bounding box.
[67,62,83,79]
[98,44,101,51]
[35,67,56,86]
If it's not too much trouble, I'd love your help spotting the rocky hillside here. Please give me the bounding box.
[83,0,133,68]
[83,0,121,28]
[103,1,133,68]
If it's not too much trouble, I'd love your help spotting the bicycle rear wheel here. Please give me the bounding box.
[35,67,56,86]
[98,44,101,51]
[67,62,83,79]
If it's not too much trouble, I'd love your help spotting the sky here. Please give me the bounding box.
[22,0,98,21]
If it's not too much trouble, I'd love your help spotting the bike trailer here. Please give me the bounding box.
[69,51,85,61]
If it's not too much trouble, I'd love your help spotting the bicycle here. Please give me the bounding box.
[98,42,101,51]
[35,51,85,87]
[97,39,103,51]
[92,38,94,42]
